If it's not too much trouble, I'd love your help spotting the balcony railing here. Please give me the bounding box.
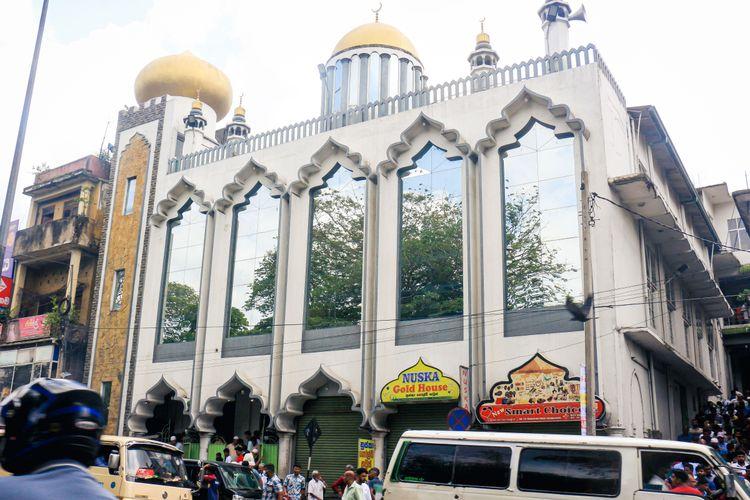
[13,215,98,261]
[169,44,623,174]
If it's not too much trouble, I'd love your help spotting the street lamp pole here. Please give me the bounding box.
[0,0,49,247]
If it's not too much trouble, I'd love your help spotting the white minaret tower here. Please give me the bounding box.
[183,92,207,154]
[468,18,499,78]
[538,1,587,56]
[226,95,251,142]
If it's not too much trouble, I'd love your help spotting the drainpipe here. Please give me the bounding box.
[189,207,215,422]
[361,176,379,423]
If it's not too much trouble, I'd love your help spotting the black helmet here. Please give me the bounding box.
[0,377,106,474]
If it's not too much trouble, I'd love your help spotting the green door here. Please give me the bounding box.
[385,402,455,463]
[295,396,369,498]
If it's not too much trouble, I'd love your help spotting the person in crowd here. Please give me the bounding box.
[332,464,355,497]
[307,470,326,500]
[368,468,383,500]
[668,469,702,495]
[235,445,246,463]
[200,465,220,500]
[356,467,372,500]
[170,435,184,451]
[284,463,306,500]
[0,378,114,499]
[342,470,363,500]
[731,452,748,477]
[257,463,267,488]
[215,452,223,461]
[251,431,262,448]
[262,464,284,500]
[223,447,233,463]
[228,436,241,459]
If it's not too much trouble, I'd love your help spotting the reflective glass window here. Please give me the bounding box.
[399,144,463,321]
[518,448,621,496]
[227,187,280,337]
[453,445,511,489]
[158,201,205,344]
[348,55,360,107]
[124,177,137,215]
[395,443,455,484]
[502,121,580,311]
[306,166,365,329]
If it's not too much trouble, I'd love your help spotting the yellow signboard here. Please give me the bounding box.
[380,358,460,403]
[358,439,375,470]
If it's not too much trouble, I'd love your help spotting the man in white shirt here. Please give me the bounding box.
[356,467,372,500]
[307,470,326,500]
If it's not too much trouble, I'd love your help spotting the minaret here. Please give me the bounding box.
[538,1,587,56]
[183,91,207,154]
[468,18,499,79]
[226,95,250,142]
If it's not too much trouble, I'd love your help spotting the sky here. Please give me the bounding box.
[1,0,749,228]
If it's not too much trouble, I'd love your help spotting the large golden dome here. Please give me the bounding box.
[134,51,232,120]
[332,22,420,62]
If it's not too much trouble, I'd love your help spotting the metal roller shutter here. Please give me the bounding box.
[385,403,455,462]
[295,396,369,498]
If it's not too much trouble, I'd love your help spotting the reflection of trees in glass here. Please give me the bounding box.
[161,282,198,343]
[305,168,364,329]
[399,190,463,319]
[399,144,463,321]
[504,189,574,310]
[502,120,580,311]
[227,188,280,337]
[240,250,277,335]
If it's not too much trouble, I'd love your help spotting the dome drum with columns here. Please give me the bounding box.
[321,14,427,115]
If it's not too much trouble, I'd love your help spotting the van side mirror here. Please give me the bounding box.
[107,452,120,473]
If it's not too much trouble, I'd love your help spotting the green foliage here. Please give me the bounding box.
[43,295,78,336]
[240,250,278,335]
[504,189,574,310]
[399,191,463,320]
[161,282,198,343]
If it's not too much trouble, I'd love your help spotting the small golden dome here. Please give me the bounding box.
[191,98,203,111]
[332,22,420,62]
[134,51,232,120]
[234,105,246,117]
[477,32,490,44]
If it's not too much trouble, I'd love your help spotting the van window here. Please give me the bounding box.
[518,448,621,497]
[94,444,119,471]
[396,443,455,484]
[640,450,709,491]
[453,445,511,489]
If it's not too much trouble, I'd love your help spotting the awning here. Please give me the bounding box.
[609,173,731,318]
[621,327,721,395]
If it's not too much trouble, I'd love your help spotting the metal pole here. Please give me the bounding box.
[0,0,48,246]
[580,167,597,436]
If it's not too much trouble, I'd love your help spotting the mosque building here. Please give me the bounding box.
[84,1,742,475]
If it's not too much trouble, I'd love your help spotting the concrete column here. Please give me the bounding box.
[277,431,295,475]
[10,263,26,315]
[358,55,370,106]
[340,59,351,112]
[398,59,408,94]
[325,66,335,115]
[66,249,82,306]
[371,431,387,472]
[199,432,212,460]
[269,196,291,415]
[379,54,390,101]
[360,179,379,420]
[189,209,215,422]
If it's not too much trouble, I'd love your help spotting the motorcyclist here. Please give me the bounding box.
[0,377,114,499]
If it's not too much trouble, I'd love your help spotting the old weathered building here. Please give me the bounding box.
[0,155,108,397]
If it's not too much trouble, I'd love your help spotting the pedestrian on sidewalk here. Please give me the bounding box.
[284,464,306,500]
[307,470,326,500]
[342,471,362,500]
[332,464,355,497]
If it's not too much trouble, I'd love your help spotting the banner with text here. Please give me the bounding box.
[476,353,605,424]
[357,439,375,470]
[380,358,459,403]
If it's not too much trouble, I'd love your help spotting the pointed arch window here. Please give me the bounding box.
[158,201,206,344]
[398,143,464,322]
[306,165,365,330]
[226,186,281,337]
[501,120,581,335]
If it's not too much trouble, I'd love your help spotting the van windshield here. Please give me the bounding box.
[710,449,750,496]
[125,445,188,487]
[217,464,260,491]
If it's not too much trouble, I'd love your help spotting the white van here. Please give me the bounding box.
[383,430,750,499]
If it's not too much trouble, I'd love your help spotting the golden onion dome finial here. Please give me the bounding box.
[477,17,490,43]
[234,93,246,118]
[372,2,382,22]
[191,89,203,110]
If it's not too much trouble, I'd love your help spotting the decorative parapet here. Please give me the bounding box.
[169,44,621,174]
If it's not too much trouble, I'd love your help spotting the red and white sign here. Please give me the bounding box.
[4,314,49,343]
[459,365,470,412]
[0,276,11,308]
[476,353,606,425]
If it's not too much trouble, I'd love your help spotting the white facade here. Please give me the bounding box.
[100,43,734,474]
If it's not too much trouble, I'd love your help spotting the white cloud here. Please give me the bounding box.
[1,0,748,228]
